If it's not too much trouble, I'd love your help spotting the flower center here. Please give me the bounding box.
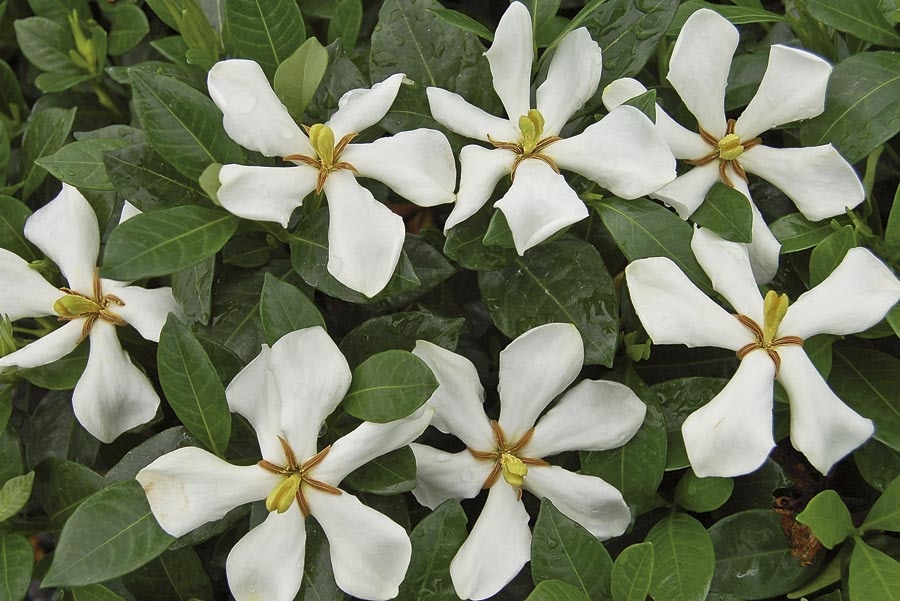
[687,118,762,188]
[468,420,548,499]
[258,436,341,517]
[283,124,360,194]
[53,267,126,342]
[734,290,804,374]
[487,109,563,181]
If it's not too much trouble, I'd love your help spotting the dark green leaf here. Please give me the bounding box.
[770,213,838,253]
[106,3,150,55]
[121,546,213,601]
[671,1,783,27]
[428,8,494,41]
[525,581,590,601]
[104,143,208,211]
[274,37,329,120]
[36,138,129,191]
[63,584,127,601]
[831,347,900,452]
[623,89,658,123]
[327,0,362,50]
[862,476,900,533]
[0,124,9,186]
[849,540,900,601]
[344,446,416,495]
[223,0,306,79]
[172,255,215,326]
[22,342,88,391]
[674,469,733,513]
[297,519,342,601]
[796,490,855,549]
[0,535,32,601]
[611,542,654,601]
[34,458,103,530]
[23,390,98,469]
[20,107,77,199]
[652,377,728,470]
[804,0,900,47]
[691,183,753,243]
[0,428,23,486]
[0,59,28,137]
[105,427,200,485]
[0,197,36,259]
[809,225,856,286]
[645,513,714,601]
[855,439,900,493]
[0,471,33,523]
[339,311,465,368]
[259,272,324,345]
[397,500,467,601]
[444,206,517,271]
[343,350,438,423]
[14,17,75,73]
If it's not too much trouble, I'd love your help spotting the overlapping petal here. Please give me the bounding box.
[690,226,764,321]
[0,248,60,320]
[217,164,317,228]
[536,28,602,136]
[0,319,83,369]
[484,1,533,121]
[225,344,285,463]
[409,445,492,508]
[444,146,516,232]
[326,73,405,140]
[426,88,520,142]
[745,193,782,285]
[104,285,182,342]
[650,162,721,219]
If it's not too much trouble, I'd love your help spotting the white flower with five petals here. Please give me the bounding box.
[603,8,864,282]
[427,2,675,255]
[208,60,457,297]
[137,327,432,601]
[626,226,900,477]
[409,323,646,600]
[0,185,183,442]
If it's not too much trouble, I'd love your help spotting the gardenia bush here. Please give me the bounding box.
[0,1,898,600]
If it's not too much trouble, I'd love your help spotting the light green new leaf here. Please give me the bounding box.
[274,37,329,121]
[0,472,33,523]
[849,540,900,601]
[862,476,900,533]
[343,350,438,423]
[796,489,855,549]
[645,513,714,601]
[612,542,654,601]
[0,534,33,601]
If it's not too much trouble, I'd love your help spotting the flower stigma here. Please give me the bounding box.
[487,109,563,180]
[468,420,548,499]
[687,118,762,187]
[259,435,341,517]
[734,290,803,373]
[283,124,360,194]
[53,267,126,342]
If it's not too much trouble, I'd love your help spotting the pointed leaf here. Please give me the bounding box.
[796,490,855,549]
[645,513,714,601]
[223,0,306,79]
[396,500,468,601]
[259,272,324,345]
[0,534,32,601]
[849,540,900,601]
[612,542,654,601]
[0,472,33,523]
[862,476,900,533]
[343,350,438,423]
[691,183,753,244]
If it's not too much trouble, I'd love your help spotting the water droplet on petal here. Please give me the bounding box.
[436,453,451,463]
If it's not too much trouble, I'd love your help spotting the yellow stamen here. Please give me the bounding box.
[467,420,549,499]
[265,473,301,513]
[762,290,790,346]
[487,109,562,180]
[734,291,803,374]
[500,453,528,488]
[283,124,359,195]
[308,124,335,168]
[53,268,127,342]
[687,119,762,188]
[716,134,744,161]
[258,439,341,517]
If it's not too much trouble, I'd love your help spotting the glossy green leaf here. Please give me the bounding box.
[397,499,467,601]
[525,581,590,601]
[223,0,306,79]
[623,89,658,123]
[0,471,33,523]
[104,143,207,211]
[444,206,517,271]
[63,584,127,601]
[297,519,342,601]
[36,138,129,191]
[23,390,98,469]
[862,476,900,532]
[14,17,75,73]
[104,427,200,485]
[855,439,900,493]
[612,542,654,601]
[671,1,783,27]
[259,272,325,345]
[339,311,464,368]
[652,377,729,470]
[0,196,36,259]
[344,446,416,495]
[796,490,855,549]
[428,7,494,41]
[0,534,32,601]
[121,546,214,601]
[809,225,856,286]
[33,458,103,530]
[770,213,840,253]
[674,469,734,513]
[691,183,753,243]
[20,106,77,199]
[22,342,88,391]
[106,3,151,55]
[274,37,329,120]
[645,513,714,601]
[343,350,438,423]
[831,348,900,451]
[804,0,900,47]
[849,540,900,601]
[172,255,215,326]
[327,0,362,50]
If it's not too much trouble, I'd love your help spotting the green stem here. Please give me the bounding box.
[90,80,124,119]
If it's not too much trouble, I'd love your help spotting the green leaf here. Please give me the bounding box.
[428,7,494,41]
[42,480,175,587]
[158,315,232,456]
[478,236,619,367]
[674,469,733,513]
[327,0,362,50]
[645,513,714,601]
[770,213,838,253]
[104,143,207,211]
[800,52,900,164]
[0,535,33,601]
[259,272,325,345]
[339,311,465,368]
[33,458,103,530]
[20,107,77,199]
[104,427,200,485]
[343,446,416,495]
[862,476,900,532]
[855,439,900,493]
[0,472,33,522]
[101,206,239,280]
[804,0,900,47]
[274,37,329,120]
[671,1,784,27]
[831,348,900,452]
[525,581,590,601]
[531,499,613,599]
[14,16,75,73]
[0,59,28,137]
[23,390,98,469]
[0,196,36,259]
[63,584,127,601]
[612,542,655,601]
[396,499,468,601]
[223,0,306,79]
[794,490,855,549]
[443,206,517,271]
[130,70,244,180]
[809,225,856,286]
[849,540,900,601]
[22,342,88,391]
[0,428,23,487]
[106,3,150,55]
[36,138,129,191]
[343,350,438,423]
[653,378,728,470]
[172,255,215,326]
[691,183,753,243]
[121,546,214,601]
[623,89,658,123]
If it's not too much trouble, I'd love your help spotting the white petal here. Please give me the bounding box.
[494,159,588,254]
[778,346,874,474]
[682,351,776,477]
[497,323,584,442]
[443,146,515,232]
[25,185,99,294]
[545,106,676,199]
[625,257,755,351]
[105,285,183,342]
[536,28,602,136]
[225,344,285,463]
[226,504,306,601]
[410,444,493,509]
[72,321,160,443]
[118,200,141,224]
[411,340,494,449]
[650,162,721,219]
[0,248,59,320]
[308,488,412,601]
[341,129,456,207]
[326,73,405,140]
[450,483,531,601]
[136,446,277,537]
[739,144,864,221]
[746,196,782,285]
[601,77,647,111]
[207,59,312,157]
[690,226,764,321]
[780,248,900,339]
[525,380,646,458]
[323,171,405,298]
[314,407,432,485]
[735,45,832,140]
[524,465,631,539]
[218,164,317,228]
[426,88,520,142]
[666,9,736,138]
[484,2,533,121]
[0,319,83,369]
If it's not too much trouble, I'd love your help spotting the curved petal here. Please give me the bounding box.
[410,444,493,508]
[136,447,277,537]
[225,344,284,463]
[690,226,764,321]
[0,249,60,320]
[218,164,317,228]
[494,159,589,254]
[524,466,631,539]
[314,407,432,485]
[525,380,646,458]
[323,172,405,298]
[739,144,864,221]
[308,488,412,601]
[0,319,83,369]
[411,340,494,450]
[443,146,515,232]
[327,73,405,140]
[226,503,306,601]
[118,200,141,224]
[667,9,736,137]
[450,483,531,601]
[207,59,312,157]
[341,129,456,207]
[625,257,755,351]
[497,323,584,442]
[735,45,831,140]
[25,185,99,294]
[536,28,602,136]
[426,88,520,142]
[778,346,874,474]
[105,285,183,342]
[650,162,721,219]
[545,106,676,199]
[746,195,782,285]
[485,2,533,121]
[780,248,900,339]
[682,351,776,477]
[72,321,160,443]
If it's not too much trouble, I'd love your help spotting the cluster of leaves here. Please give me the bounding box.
[0,0,899,600]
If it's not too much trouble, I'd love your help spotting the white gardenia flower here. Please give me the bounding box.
[603,8,864,283]
[207,60,457,297]
[427,2,675,255]
[137,327,433,601]
[410,323,646,600]
[626,227,900,478]
[0,185,183,443]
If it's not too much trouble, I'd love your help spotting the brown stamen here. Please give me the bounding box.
[487,134,563,181]
[687,119,761,189]
[258,440,342,518]
[734,313,804,376]
[467,420,548,499]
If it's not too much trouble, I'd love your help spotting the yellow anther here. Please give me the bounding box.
[54,294,102,319]
[717,134,744,161]
[500,453,528,488]
[762,290,790,346]
[308,124,335,167]
[518,109,546,154]
[265,473,301,514]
